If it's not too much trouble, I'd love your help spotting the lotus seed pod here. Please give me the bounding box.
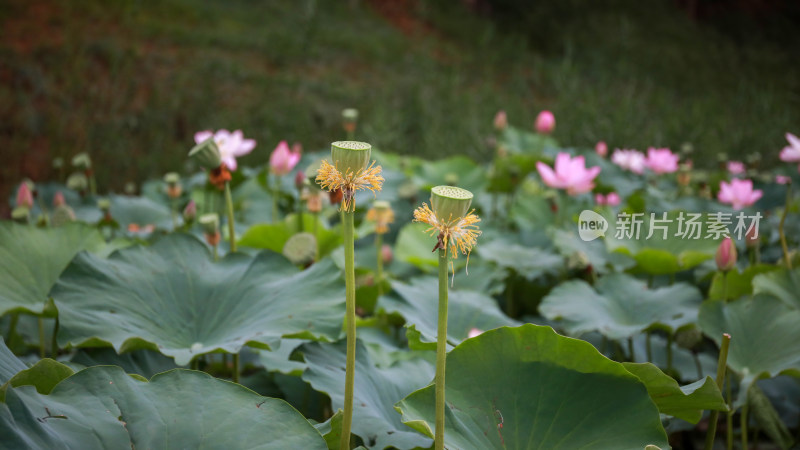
[66,172,89,191]
[342,108,359,122]
[431,185,473,223]
[331,141,371,175]
[72,152,92,169]
[183,200,197,222]
[164,172,181,186]
[675,326,703,350]
[198,213,219,235]
[11,206,30,222]
[188,137,222,170]
[282,232,318,266]
[51,205,76,227]
[97,198,111,213]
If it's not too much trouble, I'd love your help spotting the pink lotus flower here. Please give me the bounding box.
[269,140,301,175]
[717,179,762,210]
[535,110,555,134]
[467,328,483,339]
[595,141,608,157]
[644,147,679,174]
[493,110,507,131]
[727,161,745,175]
[53,191,66,207]
[194,129,256,171]
[780,132,800,163]
[536,153,601,195]
[715,237,737,272]
[776,175,791,185]
[16,182,33,209]
[594,192,621,206]
[611,149,646,174]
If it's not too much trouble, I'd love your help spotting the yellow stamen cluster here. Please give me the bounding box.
[413,203,481,259]
[316,160,384,211]
[366,207,395,234]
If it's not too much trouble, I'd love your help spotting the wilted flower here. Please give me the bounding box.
[414,186,481,261]
[595,141,608,157]
[776,175,792,185]
[595,192,621,206]
[316,141,383,211]
[183,200,197,222]
[715,237,737,271]
[366,201,395,234]
[779,132,800,163]
[194,129,256,171]
[536,153,601,195]
[644,147,679,174]
[611,149,646,174]
[535,110,555,134]
[15,182,34,209]
[727,161,746,175]
[269,141,302,176]
[53,191,66,207]
[493,110,507,131]
[381,244,393,264]
[717,179,762,210]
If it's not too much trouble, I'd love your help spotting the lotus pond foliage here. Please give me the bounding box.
[2,115,800,449]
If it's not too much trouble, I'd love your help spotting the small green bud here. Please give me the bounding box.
[282,232,318,266]
[342,108,359,122]
[66,172,89,191]
[72,152,92,169]
[198,213,219,234]
[51,205,76,227]
[430,185,473,223]
[331,141,371,175]
[11,206,30,222]
[188,138,222,170]
[164,172,181,186]
[97,198,111,213]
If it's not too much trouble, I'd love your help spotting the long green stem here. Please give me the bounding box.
[376,232,383,297]
[51,315,59,358]
[727,372,733,450]
[779,185,792,269]
[704,333,732,450]
[38,317,45,358]
[340,207,356,450]
[224,181,237,254]
[6,313,19,342]
[272,174,280,223]
[435,248,449,450]
[741,403,749,449]
[171,199,178,230]
[232,354,240,383]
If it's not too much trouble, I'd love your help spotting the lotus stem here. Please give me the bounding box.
[376,232,383,297]
[340,205,357,450]
[232,354,239,383]
[727,372,733,450]
[435,248,449,450]
[645,331,652,362]
[779,185,792,269]
[627,337,635,361]
[224,181,237,254]
[272,175,280,223]
[722,271,728,301]
[741,403,749,450]
[51,315,59,358]
[704,333,732,450]
[6,313,19,342]
[38,317,45,358]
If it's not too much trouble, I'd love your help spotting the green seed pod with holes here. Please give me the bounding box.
[282,232,318,266]
[198,213,219,234]
[331,141,371,175]
[188,137,222,170]
[430,185,473,223]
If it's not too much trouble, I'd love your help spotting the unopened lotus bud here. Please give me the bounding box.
[535,110,555,134]
[282,232,318,266]
[431,185,473,223]
[51,205,76,227]
[188,137,222,170]
[53,191,66,207]
[715,237,737,271]
[11,206,30,222]
[66,172,88,192]
[294,170,306,190]
[72,152,92,170]
[595,141,608,157]
[675,326,703,350]
[331,141,371,176]
[444,173,459,186]
[493,110,507,131]
[467,328,483,339]
[183,200,197,222]
[342,108,359,133]
[381,243,392,264]
[745,226,759,248]
[97,198,111,214]
[52,157,64,169]
[15,182,34,209]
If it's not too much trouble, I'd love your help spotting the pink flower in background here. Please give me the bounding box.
[493,110,507,131]
[727,161,745,175]
[53,191,66,207]
[644,147,679,174]
[715,237,737,271]
[717,179,762,210]
[595,192,621,206]
[15,182,33,209]
[595,141,608,157]
[780,132,800,162]
[535,110,555,134]
[536,152,601,195]
[183,200,197,221]
[467,328,483,339]
[194,129,256,171]
[611,149,646,174]
[776,175,791,185]
[269,140,301,175]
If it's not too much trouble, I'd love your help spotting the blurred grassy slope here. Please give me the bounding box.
[1,0,798,202]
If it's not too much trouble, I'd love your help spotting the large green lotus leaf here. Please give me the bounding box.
[238,214,341,260]
[549,228,635,275]
[52,234,345,365]
[499,125,559,155]
[622,362,727,423]
[411,156,487,194]
[539,273,701,339]
[74,194,178,231]
[0,338,27,384]
[302,340,434,449]
[0,366,327,449]
[394,222,439,270]
[396,325,669,449]
[69,348,177,378]
[698,296,800,393]
[3,359,74,398]
[709,264,779,301]
[752,267,800,310]
[476,239,563,281]
[0,222,105,317]
[379,277,519,350]
[232,174,274,226]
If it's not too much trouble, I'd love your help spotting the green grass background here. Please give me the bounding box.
[1,0,798,202]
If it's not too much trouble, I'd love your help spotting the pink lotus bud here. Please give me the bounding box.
[493,110,507,131]
[595,141,608,157]
[745,226,759,249]
[294,170,306,190]
[183,200,197,221]
[269,140,301,176]
[715,237,737,271]
[605,192,621,206]
[53,191,66,207]
[467,328,483,339]
[535,110,555,134]
[776,175,791,185]
[594,193,605,205]
[727,161,745,175]
[381,244,393,264]
[15,182,34,209]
